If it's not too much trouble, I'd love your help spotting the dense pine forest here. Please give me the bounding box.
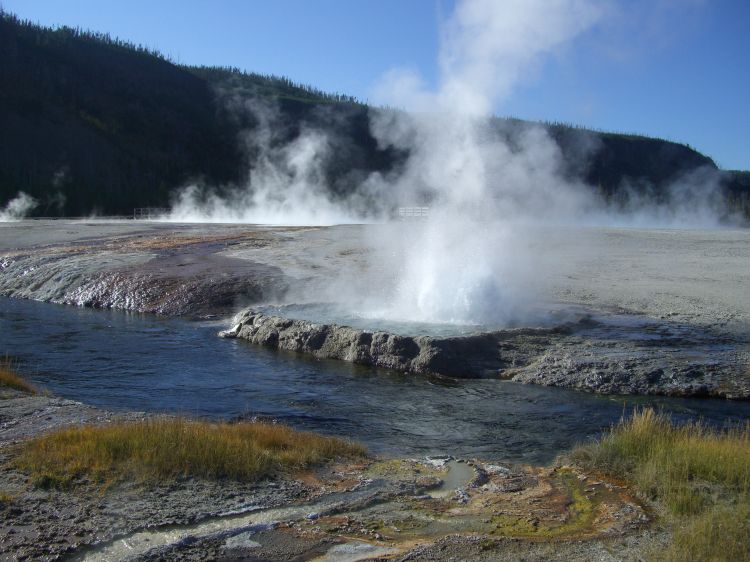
[0,11,747,219]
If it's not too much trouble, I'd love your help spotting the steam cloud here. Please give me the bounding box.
[0,192,37,222]
[165,0,734,326]
[356,0,604,324]
[168,100,375,225]
[601,165,739,229]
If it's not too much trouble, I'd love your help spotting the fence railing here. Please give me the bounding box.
[397,207,430,220]
[133,207,169,220]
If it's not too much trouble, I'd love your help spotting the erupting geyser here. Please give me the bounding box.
[357,0,603,325]
[162,0,605,327]
[159,0,734,328]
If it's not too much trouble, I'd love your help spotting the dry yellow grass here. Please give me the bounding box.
[0,363,37,395]
[0,491,13,508]
[571,408,750,561]
[664,502,750,562]
[15,417,366,488]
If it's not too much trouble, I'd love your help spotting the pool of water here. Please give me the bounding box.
[3,296,750,464]
[255,302,588,337]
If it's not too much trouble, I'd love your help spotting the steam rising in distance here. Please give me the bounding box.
[0,192,38,222]
[169,99,374,226]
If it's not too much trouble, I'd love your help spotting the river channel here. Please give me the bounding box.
[3,296,750,464]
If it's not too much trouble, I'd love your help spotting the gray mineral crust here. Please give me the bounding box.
[223,310,750,398]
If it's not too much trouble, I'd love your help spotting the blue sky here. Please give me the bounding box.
[3,0,748,170]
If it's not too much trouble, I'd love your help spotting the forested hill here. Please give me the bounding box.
[0,11,747,219]
[0,12,241,215]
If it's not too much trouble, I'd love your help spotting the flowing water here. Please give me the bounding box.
[69,460,472,561]
[3,296,750,464]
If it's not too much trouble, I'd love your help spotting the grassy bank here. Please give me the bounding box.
[15,418,366,488]
[0,362,37,395]
[571,408,750,561]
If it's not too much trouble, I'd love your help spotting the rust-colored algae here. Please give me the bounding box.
[276,458,646,554]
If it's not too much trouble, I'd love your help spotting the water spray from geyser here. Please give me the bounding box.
[358,0,603,326]
[169,0,608,328]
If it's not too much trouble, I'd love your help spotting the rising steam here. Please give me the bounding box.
[355,0,603,324]
[600,165,739,229]
[168,100,374,225]
[0,192,37,222]
[164,0,732,326]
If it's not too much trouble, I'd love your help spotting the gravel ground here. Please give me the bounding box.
[0,390,316,561]
[1,389,665,561]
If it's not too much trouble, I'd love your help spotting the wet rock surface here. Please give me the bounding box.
[224,310,750,398]
[0,392,656,561]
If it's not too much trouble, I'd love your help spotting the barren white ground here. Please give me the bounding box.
[2,220,748,337]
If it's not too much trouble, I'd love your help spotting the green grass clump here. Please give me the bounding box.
[570,408,750,515]
[570,408,750,561]
[15,418,366,488]
[0,362,37,395]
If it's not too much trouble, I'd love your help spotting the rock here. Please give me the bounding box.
[225,310,551,379]
[222,309,750,398]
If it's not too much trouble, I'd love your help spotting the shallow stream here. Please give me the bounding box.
[3,296,750,464]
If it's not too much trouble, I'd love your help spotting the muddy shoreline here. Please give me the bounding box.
[1,390,663,561]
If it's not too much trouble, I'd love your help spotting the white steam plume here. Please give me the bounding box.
[0,192,37,222]
[166,100,377,225]
[163,0,731,327]
[594,165,739,229]
[356,0,604,325]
